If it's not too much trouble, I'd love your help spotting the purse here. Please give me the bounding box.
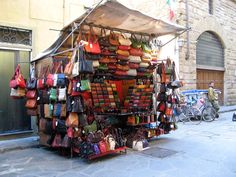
[44,104,53,118]
[52,134,62,148]
[26,90,37,99]
[129,48,143,56]
[117,55,129,61]
[99,28,110,47]
[26,79,37,90]
[117,64,129,71]
[9,64,26,89]
[79,47,94,73]
[139,62,149,68]
[80,79,91,91]
[60,104,67,117]
[128,62,139,69]
[37,89,49,104]
[57,74,66,87]
[58,88,66,101]
[118,45,131,51]
[66,112,79,127]
[64,51,75,77]
[109,31,119,46]
[131,34,142,48]
[141,42,152,53]
[98,140,108,153]
[84,120,97,134]
[127,69,137,76]
[116,49,129,57]
[128,55,142,63]
[53,104,62,117]
[114,70,127,76]
[26,108,38,116]
[49,88,57,102]
[92,60,100,68]
[72,96,84,113]
[118,34,132,46]
[84,27,101,54]
[10,88,25,98]
[25,99,37,109]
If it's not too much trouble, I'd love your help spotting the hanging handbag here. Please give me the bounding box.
[84,120,97,134]
[84,27,101,54]
[114,70,127,76]
[44,104,53,118]
[79,47,94,73]
[25,99,37,109]
[117,55,129,61]
[97,64,108,70]
[165,58,172,74]
[10,88,25,98]
[128,55,142,63]
[26,90,37,99]
[61,135,70,148]
[117,64,129,71]
[64,50,76,77]
[109,31,119,46]
[58,88,66,101]
[46,68,54,87]
[92,60,100,68]
[80,79,91,91]
[60,104,67,117]
[128,62,139,69]
[66,112,79,127]
[53,104,62,117]
[157,92,167,102]
[78,113,88,127]
[26,79,37,90]
[52,134,62,148]
[37,89,49,104]
[139,62,149,68]
[49,88,57,102]
[71,79,80,96]
[37,66,49,89]
[72,60,80,77]
[99,56,110,64]
[98,28,110,47]
[9,64,26,89]
[107,63,117,70]
[27,108,38,116]
[165,107,173,116]
[118,33,132,46]
[98,140,108,153]
[157,102,166,113]
[72,96,84,113]
[131,34,142,48]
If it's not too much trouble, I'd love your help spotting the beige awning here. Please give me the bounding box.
[33,0,186,61]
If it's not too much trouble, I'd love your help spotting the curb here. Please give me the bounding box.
[219,109,236,114]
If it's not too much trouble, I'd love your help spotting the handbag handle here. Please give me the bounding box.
[12,64,20,80]
[100,28,106,37]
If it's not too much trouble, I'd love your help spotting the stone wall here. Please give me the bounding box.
[177,0,236,105]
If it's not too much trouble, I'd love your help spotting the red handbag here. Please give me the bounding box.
[118,45,131,51]
[129,62,139,69]
[129,48,143,56]
[114,70,127,76]
[9,64,26,88]
[108,63,117,70]
[117,55,129,61]
[37,66,49,89]
[25,99,37,109]
[85,27,101,54]
[46,63,61,87]
[26,90,37,99]
[99,140,108,153]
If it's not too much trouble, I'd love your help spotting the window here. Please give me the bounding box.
[209,0,213,14]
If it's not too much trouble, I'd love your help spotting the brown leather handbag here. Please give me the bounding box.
[117,64,129,71]
[129,48,143,56]
[109,31,119,46]
[66,112,79,127]
[116,50,129,57]
[25,99,37,109]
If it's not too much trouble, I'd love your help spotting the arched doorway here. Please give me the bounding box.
[196,31,224,105]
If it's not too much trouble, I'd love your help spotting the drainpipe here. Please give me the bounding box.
[185,0,190,60]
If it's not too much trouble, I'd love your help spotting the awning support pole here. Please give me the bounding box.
[160,28,190,48]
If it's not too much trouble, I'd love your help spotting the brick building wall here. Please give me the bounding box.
[177,0,236,105]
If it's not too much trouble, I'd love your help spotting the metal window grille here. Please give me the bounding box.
[209,0,213,14]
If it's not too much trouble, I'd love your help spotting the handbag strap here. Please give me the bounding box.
[12,64,20,79]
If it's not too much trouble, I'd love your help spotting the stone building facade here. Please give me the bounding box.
[176,0,236,105]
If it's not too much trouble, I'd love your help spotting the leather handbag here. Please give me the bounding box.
[97,64,108,70]
[109,31,119,46]
[37,65,49,89]
[117,55,129,61]
[46,71,54,87]
[106,135,116,150]
[116,50,129,57]
[53,104,62,117]
[58,88,66,101]
[64,51,75,77]
[157,92,167,102]
[44,104,53,118]
[79,47,94,73]
[128,62,139,69]
[25,99,37,109]
[127,69,137,76]
[49,88,57,102]
[61,135,70,148]
[85,53,101,61]
[117,64,129,71]
[72,97,84,113]
[92,60,100,68]
[99,57,110,64]
[85,27,101,54]
[84,120,97,134]
[26,90,37,99]
[37,89,49,104]
[157,102,166,113]
[128,55,142,63]
[57,74,66,87]
[118,34,132,46]
[98,140,108,153]
[93,143,101,155]
[26,79,37,90]
[139,62,149,68]
[165,107,173,116]
[9,64,26,89]
[129,48,143,56]
[52,134,62,148]
[114,70,127,76]
[99,28,110,47]
[71,79,80,96]
[108,63,117,70]
[60,104,67,117]
[27,108,38,116]
[66,112,79,128]
[118,45,131,51]
[80,79,91,91]
[10,88,25,98]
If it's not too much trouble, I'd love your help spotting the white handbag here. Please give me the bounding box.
[72,62,79,77]
[139,62,149,68]
[132,140,144,151]
[118,34,132,46]
[58,88,66,101]
[127,69,137,76]
[128,55,142,63]
[93,60,100,68]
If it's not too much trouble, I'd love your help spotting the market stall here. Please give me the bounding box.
[10,0,186,159]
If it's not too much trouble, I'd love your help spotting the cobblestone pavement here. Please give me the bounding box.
[0,112,236,177]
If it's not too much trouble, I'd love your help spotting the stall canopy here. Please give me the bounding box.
[33,0,186,61]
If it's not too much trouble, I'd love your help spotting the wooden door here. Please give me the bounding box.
[197,69,224,105]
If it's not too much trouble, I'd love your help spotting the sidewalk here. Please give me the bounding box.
[0,105,236,154]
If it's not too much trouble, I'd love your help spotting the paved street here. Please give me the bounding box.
[0,112,236,177]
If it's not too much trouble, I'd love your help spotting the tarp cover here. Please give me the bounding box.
[33,0,185,61]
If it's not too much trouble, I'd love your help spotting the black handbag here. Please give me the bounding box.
[232,113,236,121]
[66,96,72,113]
[79,47,94,73]
[72,96,84,113]
[79,113,88,127]
[37,89,49,104]
[55,119,67,134]
[26,78,37,90]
